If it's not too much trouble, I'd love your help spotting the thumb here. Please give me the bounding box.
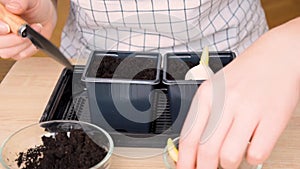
[30,23,43,33]
[5,0,36,15]
[0,20,10,34]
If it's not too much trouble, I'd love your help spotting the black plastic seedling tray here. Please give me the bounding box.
[40,51,235,148]
[40,66,177,148]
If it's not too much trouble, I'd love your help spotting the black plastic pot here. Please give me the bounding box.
[162,51,236,133]
[82,51,162,133]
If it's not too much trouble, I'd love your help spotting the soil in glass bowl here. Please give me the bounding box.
[15,129,107,169]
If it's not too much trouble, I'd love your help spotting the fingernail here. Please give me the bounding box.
[6,1,22,12]
[36,23,43,29]
[32,23,43,32]
[0,22,10,34]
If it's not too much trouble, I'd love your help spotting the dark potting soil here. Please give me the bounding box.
[166,57,224,80]
[16,129,107,169]
[88,56,157,80]
[166,59,195,80]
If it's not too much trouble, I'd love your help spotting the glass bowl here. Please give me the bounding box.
[163,137,263,169]
[0,120,114,169]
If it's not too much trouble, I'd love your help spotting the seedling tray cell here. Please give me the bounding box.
[82,51,162,133]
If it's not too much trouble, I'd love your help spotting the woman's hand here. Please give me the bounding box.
[177,17,300,169]
[0,0,57,60]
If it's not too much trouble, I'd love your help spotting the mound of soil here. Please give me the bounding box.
[16,129,107,169]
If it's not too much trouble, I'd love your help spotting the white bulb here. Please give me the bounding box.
[185,64,214,80]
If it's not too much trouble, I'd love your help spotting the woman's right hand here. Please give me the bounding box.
[0,0,57,60]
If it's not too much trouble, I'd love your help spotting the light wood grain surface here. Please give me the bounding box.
[0,57,299,168]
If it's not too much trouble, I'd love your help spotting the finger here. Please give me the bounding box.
[30,23,43,32]
[177,82,212,169]
[0,23,42,49]
[0,41,31,59]
[246,112,289,165]
[196,106,234,169]
[0,34,28,48]
[220,111,258,169]
[11,44,37,60]
[5,0,38,15]
[12,23,42,60]
[0,20,10,34]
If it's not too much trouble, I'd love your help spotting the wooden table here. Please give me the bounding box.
[0,57,299,169]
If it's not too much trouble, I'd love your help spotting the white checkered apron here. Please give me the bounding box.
[60,0,268,59]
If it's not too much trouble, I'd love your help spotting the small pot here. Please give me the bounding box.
[82,51,162,133]
[162,51,235,133]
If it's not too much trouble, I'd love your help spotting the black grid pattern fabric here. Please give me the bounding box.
[60,0,268,59]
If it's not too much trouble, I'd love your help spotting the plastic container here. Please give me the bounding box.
[163,137,263,169]
[162,52,235,133]
[0,120,114,169]
[82,51,162,133]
